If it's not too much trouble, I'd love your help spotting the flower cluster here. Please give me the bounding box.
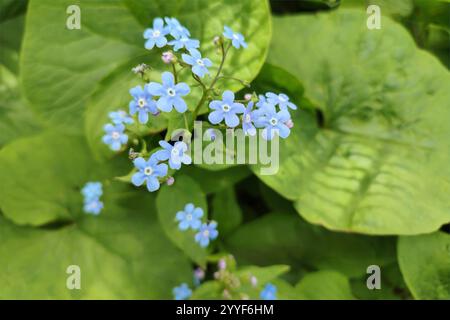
[208,91,296,140]
[175,203,218,248]
[81,182,103,215]
[102,111,132,151]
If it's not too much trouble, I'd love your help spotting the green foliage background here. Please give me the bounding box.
[0,0,448,299]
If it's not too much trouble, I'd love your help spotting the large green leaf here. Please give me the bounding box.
[398,231,450,299]
[156,174,208,266]
[224,212,396,278]
[295,270,356,300]
[211,187,242,236]
[0,183,192,299]
[20,0,271,137]
[257,10,450,234]
[0,131,128,226]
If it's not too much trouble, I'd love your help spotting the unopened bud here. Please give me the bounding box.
[194,267,205,280]
[162,51,175,64]
[250,275,258,287]
[285,119,294,129]
[166,176,175,186]
[131,63,148,75]
[244,93,252,101]
[218,259,227,270]
[213,35,223,46]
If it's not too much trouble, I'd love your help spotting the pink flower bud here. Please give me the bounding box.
[285,119,294,129]
[162,51,175,64]
[244,93,252,101]
[250,275,258,287]
[166,176,175,186]
[218,259,227,270]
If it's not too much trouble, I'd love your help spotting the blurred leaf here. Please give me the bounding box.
[156,174,208,266]
[0,131,128,225]
[398,231,450,299]
[0,183,192,299]
[211,187,243,236]
[20,0,272,135]
[351,262,412,300]
[257,10,450,234]
[225,212,396,278]
[184,165,251,194]
[295,270,356,299]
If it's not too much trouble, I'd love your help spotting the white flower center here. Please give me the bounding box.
[171,148,179,156]
[203,230,210,237]
[167,88,176,97]
[233,33,239,40]
[186,214,192,221]
[196,59,204,66]
[270,117,278,126]
[138,98,146,108]
[144,166,153,176]
[153,30,161,38]
[222,104,230,112]
[245,114,251,123]
[111,131,120,140]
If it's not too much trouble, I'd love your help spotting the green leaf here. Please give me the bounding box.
[295,270,356,300]
[258,9,450,234]
[398,231,450,299]
[0,183,192,299]
[225,212,396,278]
[211,187,242,236]
[184,165,251,194]
[0,131,128,226]
[20,0,271,133]
[236,264,290,285]
[156,174,208,266]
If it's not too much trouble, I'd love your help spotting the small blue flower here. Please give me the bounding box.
[242,101,257,136]
[223,26,248,49]
[131,155,168,192]
[129,85,158,124]
[153,140,192,170]
[147,72,190,113]
[109,110,134,125]
[83,199,104,215]
[165,17,190,39]
[102,123,128,151]
[168,36,200,52]
[260,283,277,300]
[173,283,192,300]
[208,90,245,128]
[175,203,203,231]
[81,182,103,202]
[195,221,219,248]
[255,94,272,111]
[143,18,169,50]
[182,49,212,78]
[255,104,291,141]
[266,92,297,111]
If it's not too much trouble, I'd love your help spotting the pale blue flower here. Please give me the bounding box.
[208,90,245,128]
[109,110,134,125]
[147,72,190,113]
[223,26,247,49]
[195,221,219,248]
[83,199,104,215]
[266,92,297,111]
[129,85,158,124]
[260,283,277,300]
[143,18,169,50]
[173,283,192,300]
[102,123,128,151]
[81,182,103,202]
[165,17,190,39]
[175,203,203,231]
[131,155,168,192]
[182,49,212,78]
[153,140,192,170]
[254,104,291,141]
[168,36,200,51]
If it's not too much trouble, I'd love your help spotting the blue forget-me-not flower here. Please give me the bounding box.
[195,221,219,248]
[182,49,212,78]
[109,110,134,125]
[147,72,190,113]
[102,123,128,151]
[173,283,192,300]
[153,140,192,170]
[131,155,168,192]
[129,85,158,124]
[260,283,277,300]
[223,26,247,49]
[175,203,203,231]
[208,90,245,128]
[144,18,169,50]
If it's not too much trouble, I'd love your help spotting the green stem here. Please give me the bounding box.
[191,41,232,122]
[172,63,178,83]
